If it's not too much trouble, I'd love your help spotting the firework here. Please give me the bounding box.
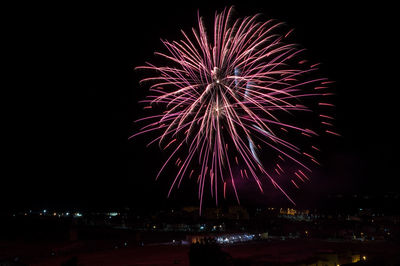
[132,7,337,213]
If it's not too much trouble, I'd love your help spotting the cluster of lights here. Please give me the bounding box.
[15,210,125,219]
[199,224,224,231]
[17,210,83,217]
[216,234,255,244]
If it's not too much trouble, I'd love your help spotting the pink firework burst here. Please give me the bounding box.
[131,7,337,213]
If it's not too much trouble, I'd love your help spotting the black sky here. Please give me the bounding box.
[3,1,398,211]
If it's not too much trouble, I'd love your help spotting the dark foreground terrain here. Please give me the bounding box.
[2,238,400,265]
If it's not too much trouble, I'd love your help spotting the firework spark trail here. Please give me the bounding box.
[132,7,337,214]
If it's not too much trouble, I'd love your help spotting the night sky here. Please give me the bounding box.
[3,1,398,212]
